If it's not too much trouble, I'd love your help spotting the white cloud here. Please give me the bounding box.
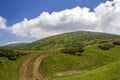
[5,41,31,45]
[6,0,120,39]
[6,41,21,45]
[10,7,97,38]
[0,16,6,29]
[114,0,120,2]
[6,41,30,45]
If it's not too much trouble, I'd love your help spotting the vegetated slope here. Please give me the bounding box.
[0,48,28,60]
[52,60,120,80]
[41,45,120,78]
[2,31,120,80]
[16,31,120,79]
[19,31,120,50]
[0,48,30,80]
[2,43,28,49]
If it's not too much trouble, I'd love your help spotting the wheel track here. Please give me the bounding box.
[19,51,53,80]
[19,53,35,80]
[33,51,54,80]
[19,50,87,80]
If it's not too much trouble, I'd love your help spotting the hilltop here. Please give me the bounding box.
[1,43,28,49]
[18,31,120,50]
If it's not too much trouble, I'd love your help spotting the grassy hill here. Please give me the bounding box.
[0,48,31,80]
[1,31,120,80]
[19,31,120,50]
[52,59,120,80]
[1,43,28,49]
[41,44,120,78]
[26,31,120,80]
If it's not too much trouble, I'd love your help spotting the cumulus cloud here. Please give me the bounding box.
[10,7,97,38]
[6,41,21,45]
[0,16,6,29]
[7,0,120,39]
[94,0,120,34]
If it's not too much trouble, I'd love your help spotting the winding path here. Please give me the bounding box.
[33,53,48,80]
[19,51,53,80]
[19,51,86,80]
[19,53,35,80]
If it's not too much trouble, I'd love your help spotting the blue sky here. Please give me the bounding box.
[0,0,111,26]
[1,0,120,46]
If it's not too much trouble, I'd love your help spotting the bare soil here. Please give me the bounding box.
[19,51,87,80]
[19,53,35,80]
[33,54,46,80]
[55,70,87,77]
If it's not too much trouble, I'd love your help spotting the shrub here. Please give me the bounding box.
[99,40,109,43]
[77,47,84,53]
[77,53,82,56]
[98,43,114,50]
[0,48,27,60]
[61,41,84,55]
[61,48,76,55]
[113,40,120,45]
[0,61,2,66]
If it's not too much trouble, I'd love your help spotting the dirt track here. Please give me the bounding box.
[19,53,35,80]
[33,53,48,80]
[19,51,87,80]
[19,51,53,80]
[55,70,87,77]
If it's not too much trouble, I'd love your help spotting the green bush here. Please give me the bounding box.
[61,48,76,55]
[113,40,120,45]
[98,43,114,50]
[61,41,84,55]
[99,40,109,43]
[76,52,83,56]
[0,48,27,60]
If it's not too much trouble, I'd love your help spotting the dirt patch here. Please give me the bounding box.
[55,70,87,77]
[18,53,35,80]
[33,54,46,80]
[18,50,54,80]
[33,51,54,80]
[117,74,120,80]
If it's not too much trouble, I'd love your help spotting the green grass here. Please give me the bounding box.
[1,31,120,80]
[52,60,120,80]
[41,45,120,77]
[19,31,120,50]
[0,55,27,80]
[0,49,32,80]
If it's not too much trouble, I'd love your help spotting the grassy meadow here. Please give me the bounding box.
[1,31,120,80]
[41,44,120,77]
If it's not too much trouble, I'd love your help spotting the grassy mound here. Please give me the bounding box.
[41,45,120,77]
[52,60,120,80]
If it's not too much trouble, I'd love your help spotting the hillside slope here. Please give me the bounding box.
[1,31,120,80]
[2,43,28,49]
[19,31,120,50]
[53,59,120,80]
[41,45,120,77]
